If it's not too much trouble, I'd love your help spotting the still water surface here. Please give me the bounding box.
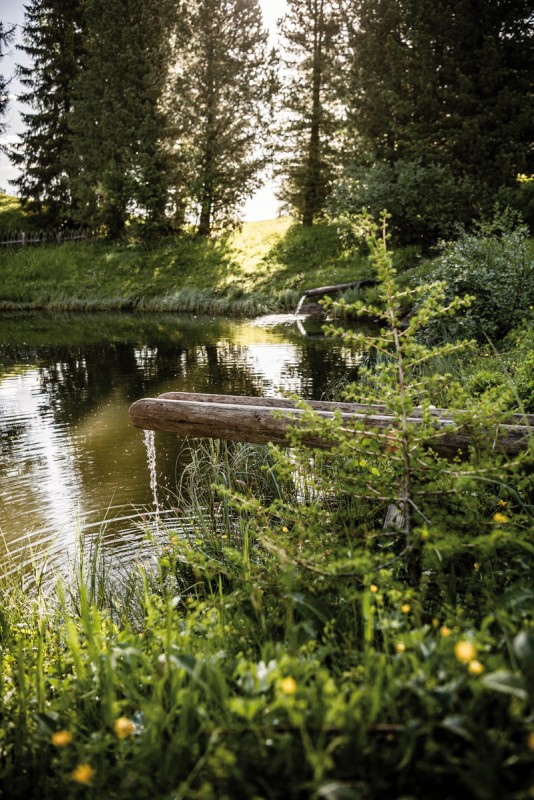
[0,312,363,577]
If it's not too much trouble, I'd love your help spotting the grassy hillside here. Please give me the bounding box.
[0,207,382,313]
[0,193,30,233]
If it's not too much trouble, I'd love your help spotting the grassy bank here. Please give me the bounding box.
[0,203,380,314]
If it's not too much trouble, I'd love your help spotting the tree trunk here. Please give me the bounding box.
[302,0,325,227]
[198,196,212,237]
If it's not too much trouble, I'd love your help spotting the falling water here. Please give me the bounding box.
[294,294,307,315]
[143,430,160,525]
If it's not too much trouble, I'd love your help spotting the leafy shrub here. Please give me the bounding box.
[420,211,534,343]
[329,159,480,246]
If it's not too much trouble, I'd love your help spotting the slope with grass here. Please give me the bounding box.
[0,201,378,314]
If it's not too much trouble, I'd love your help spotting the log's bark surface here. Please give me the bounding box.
[158,392,534,427]
[297,279,376,300]
[129,396,532,458]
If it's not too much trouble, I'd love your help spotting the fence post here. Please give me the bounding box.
[21,232,26,246]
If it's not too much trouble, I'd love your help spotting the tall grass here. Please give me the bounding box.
[1,433,533,799]
[0,217,376,314]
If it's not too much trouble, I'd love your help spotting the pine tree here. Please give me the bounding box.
[69,0,178,237]
[336,0,534,241]
[10,0,84,226]
[276,0,341,226]
[173,0,273,236]
[0,22,14,139]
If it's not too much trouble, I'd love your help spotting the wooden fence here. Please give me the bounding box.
[0,227,94,248]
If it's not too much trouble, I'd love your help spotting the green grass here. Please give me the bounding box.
[0,214,381,314]
[0,193,31,233]
[1,236,533,798]
[1,435,533,800]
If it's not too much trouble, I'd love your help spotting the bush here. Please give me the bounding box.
[329,159,480,246]
[420,211,534,343]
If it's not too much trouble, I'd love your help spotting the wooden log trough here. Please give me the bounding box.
[294,279,376,314]
[129,391,533,459]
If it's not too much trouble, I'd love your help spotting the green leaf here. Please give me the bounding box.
[290,591,333,625]
[481,670,527,701]
[514,632,534,675]
[499,587,534,612]
[317,782,363,799]
[441,715,474,742]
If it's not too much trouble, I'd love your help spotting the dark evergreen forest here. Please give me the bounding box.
[1,0,533,242]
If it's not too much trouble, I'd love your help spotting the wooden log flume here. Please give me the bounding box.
[294,279,376,314]
[128,392,532,458]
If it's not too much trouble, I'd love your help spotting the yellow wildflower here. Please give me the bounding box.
[51,730,72,747]
[369,584,379,594]
[401,603,411,614]
[280,677,298,695]
[454,640,477,663]
[493,512,508,524]
[70,764,95,784]
[282,526,289,534]
[468,660,485,676]
[395,643,406,653]
[497,499,507,507]
[474,562,480,572]
[114,717,136,739]
[440,626,452,637]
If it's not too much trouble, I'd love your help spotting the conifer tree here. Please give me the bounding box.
[69,0,177,237]
[10,0,84,226]
[173,0,272,236]
[0,22,14,139]
[336,0,534,241]
[276,0,341,226]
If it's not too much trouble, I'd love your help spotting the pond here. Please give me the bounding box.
[0,311,365,579]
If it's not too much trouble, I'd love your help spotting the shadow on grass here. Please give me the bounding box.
[257,221,371,293]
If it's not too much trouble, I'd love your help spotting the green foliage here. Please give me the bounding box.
[174,0,273,236]
[68,0,177,237]
[10,0,85,227]
[0,21,14,135]
[336,0,534,243]
[329,158,478,246]
[276,0,341,226]
[421,211,534,342]
[1,216,533,797]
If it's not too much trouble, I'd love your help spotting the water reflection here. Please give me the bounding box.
[0,312,368,576]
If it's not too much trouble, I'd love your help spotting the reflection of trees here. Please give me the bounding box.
[279,342,362,400]
[3,318,367,432]
[0,420,27,459]
[35,340,270,427]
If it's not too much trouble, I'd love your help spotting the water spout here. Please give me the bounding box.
[143,430,160,525]
[294,294,307,316]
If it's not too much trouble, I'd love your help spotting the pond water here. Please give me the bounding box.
[0,311,365,579]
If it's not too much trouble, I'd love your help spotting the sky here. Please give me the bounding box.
[0,0,287,221]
